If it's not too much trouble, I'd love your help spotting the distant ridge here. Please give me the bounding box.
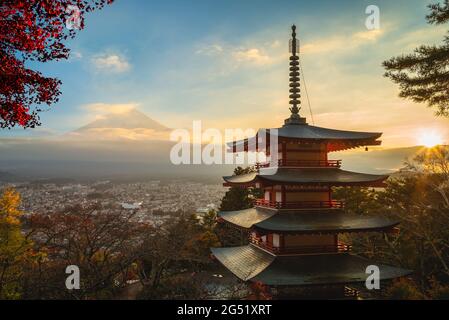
[335,146,426,174]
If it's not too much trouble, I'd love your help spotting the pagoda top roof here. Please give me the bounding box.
[223,167,388,187]
[211,245,411,286]
[218,207,399,233]
[228,25,383,153]
[275,123,381,141]
[229,124,382,153]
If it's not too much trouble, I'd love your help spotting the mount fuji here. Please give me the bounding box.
[68,108,170,141]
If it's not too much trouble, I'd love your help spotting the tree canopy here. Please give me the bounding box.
[219,166,262,212]
[383,0,449,116]
[334,146,449,299]
[0,188,35,299]
[0,0,113,129]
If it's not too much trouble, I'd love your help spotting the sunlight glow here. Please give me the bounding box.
[418,131,443,148]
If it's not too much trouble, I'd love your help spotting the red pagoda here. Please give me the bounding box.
[211,25,411,299]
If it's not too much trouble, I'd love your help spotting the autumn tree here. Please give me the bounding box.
[137,213,222,299]
[0,0,113,129]
[0,187,35,299]
[247,281,272,300]
[383,0,449,116]
[332,187,382,216]
[22,204,149,299]
[384,278,425,300]
[334,146,449,299]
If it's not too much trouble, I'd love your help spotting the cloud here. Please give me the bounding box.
[270,40,281,48]
[82,103,138,115]
[352,29,383,41]
[196,41,274,67]
[301,28,385,55]
[71,51,83,59]
[91,53,131,73]
[66,128,169,141]
[232,48,271,65]
[392,24,448,51]
[195,44,224,55]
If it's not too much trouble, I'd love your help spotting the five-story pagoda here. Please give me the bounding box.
[211,25,411,299]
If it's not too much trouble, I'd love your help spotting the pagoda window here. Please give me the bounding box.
[284,234,336,253]
[284,143,327,162]
[272,234,280,248]
[275,191,282,202]
[285,191,330,202]
[264,191,270,201]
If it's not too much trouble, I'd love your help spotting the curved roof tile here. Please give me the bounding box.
[218,208,399,233]
[211,245,411,286]
[223,168,388,186]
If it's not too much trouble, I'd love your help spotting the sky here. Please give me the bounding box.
[3,0,449,148]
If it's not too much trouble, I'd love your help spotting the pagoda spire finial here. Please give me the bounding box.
[285,24,307,125]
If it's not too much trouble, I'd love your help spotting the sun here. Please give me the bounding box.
[418,131,443,148]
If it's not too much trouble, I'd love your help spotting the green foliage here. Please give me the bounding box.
[217,166,261,246]
[201,210,218,230]
[219,166,262,211]
[383,0,449,116]
[220,187,253,211]
[427,0,449,24]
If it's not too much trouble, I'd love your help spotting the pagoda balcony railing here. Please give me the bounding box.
[255,159,341,169]
[254,199,344,209]
[250,238,352,255]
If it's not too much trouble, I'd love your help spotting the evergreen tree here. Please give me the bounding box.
[383,0,449,116]
[219,166,262,211]
[217,167,262,246]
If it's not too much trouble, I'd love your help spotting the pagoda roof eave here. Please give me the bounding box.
[211,245,412,286]
[218,208,399,233]
[222,168,388,187]
[218,207,276,229]
[276,124,382,141]
[228,125,382,153]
